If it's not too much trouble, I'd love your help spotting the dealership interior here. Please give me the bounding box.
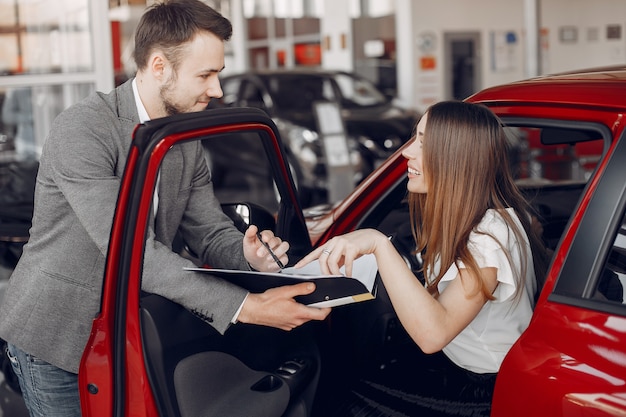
[1,0,625,159]
[0,0,626,158]
[1,1,626,415]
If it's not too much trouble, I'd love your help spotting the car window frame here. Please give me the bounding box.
[548,125,626,316]
[497,117,619,307]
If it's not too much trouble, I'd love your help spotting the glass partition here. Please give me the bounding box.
[0,0,92,76]
[0,0,112,166]
[242,0,321,69]
[0,83,93,161]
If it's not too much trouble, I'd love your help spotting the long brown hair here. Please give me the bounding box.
[409,101,548,300]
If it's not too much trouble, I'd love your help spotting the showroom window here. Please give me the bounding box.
[0,0,93,75]
[0,0,112,162]
[243,0,322,69]
[349,0,394,18]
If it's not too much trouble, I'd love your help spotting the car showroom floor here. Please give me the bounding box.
[0,263,29,417]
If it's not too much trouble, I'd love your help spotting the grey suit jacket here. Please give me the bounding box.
[0,79,249,373]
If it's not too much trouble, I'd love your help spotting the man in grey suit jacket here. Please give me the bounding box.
[0,1,330,416]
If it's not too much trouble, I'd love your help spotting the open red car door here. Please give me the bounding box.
[77,108,317,417]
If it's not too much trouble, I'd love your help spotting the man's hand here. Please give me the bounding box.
[237,282,331,331]
[243,225,289,272]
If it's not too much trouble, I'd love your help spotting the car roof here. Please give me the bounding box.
[468,66,626,110]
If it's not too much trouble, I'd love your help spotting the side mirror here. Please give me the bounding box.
[221,203,277,234]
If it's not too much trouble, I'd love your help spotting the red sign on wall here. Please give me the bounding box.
[420,56,436,70]
[295,43,321,66]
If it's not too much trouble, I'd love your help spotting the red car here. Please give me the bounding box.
[78,67,626,416]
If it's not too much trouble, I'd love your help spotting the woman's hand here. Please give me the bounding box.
[295,229,388,276]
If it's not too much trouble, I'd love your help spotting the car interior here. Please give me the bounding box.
[140,291,323,417]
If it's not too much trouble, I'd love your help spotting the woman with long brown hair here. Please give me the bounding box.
[297,100,548,416]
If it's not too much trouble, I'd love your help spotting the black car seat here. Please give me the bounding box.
[140,293,321,417]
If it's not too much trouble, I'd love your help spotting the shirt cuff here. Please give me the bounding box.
[231,292,249,324]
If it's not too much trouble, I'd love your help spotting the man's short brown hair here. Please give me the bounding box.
[132,0,232,71]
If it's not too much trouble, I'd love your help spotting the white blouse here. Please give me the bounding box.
[431,208,536,374]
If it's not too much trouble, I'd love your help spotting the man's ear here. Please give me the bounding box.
[149,53,167,80]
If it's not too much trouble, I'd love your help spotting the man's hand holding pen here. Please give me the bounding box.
[239,225,331,330]
[256,230,285,269]
[243,225,289,272]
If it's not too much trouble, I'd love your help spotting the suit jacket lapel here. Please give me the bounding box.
[155,144,184,245]
[114,79,141,176]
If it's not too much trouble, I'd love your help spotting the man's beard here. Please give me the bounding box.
[159,73,188,116]
[163,98,181,116]
[160,83,184,116]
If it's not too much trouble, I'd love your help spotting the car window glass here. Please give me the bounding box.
[504,126,603,183]
[266,75,334,111]
[505,125,605,256]
[221,77,241,106]
[200,131,279,213]
[321,79,335,102]
[240,81,266,110]
[594,213,626,304]
[334,73,387,107]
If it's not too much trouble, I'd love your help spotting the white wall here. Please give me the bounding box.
[407,0,626,113]
[108,0,626,115]
[541,0,626,73]
[410,0,526,112]
[321,0,353,70]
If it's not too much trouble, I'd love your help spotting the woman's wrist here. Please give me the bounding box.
[373,230,394,254]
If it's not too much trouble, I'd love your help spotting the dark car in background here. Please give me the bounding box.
[210,69,419,205]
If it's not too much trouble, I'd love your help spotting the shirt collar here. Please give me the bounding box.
[132,78,150,123]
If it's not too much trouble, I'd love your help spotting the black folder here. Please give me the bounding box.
[185,254,378,308]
